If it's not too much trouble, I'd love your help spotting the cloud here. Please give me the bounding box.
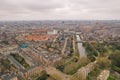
[0,0,120,20]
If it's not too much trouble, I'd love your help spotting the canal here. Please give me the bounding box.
[76,35,87,58]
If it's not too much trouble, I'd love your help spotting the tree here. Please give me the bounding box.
[109,53,120,67]
[97,57,111,69]
[36,70,49,80]
[109,52,120,73]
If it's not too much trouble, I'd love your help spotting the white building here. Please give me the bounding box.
[47,29,58,35]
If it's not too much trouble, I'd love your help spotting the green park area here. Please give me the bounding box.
[10,53,30,69]
[83,41,120,79]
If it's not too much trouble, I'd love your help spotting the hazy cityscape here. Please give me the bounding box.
[0,20,120,80]
[0,0,120,80]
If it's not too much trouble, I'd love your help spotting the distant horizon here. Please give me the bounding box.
[0,19,120,22]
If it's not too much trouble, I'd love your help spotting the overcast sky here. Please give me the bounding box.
[0,0,120,20]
